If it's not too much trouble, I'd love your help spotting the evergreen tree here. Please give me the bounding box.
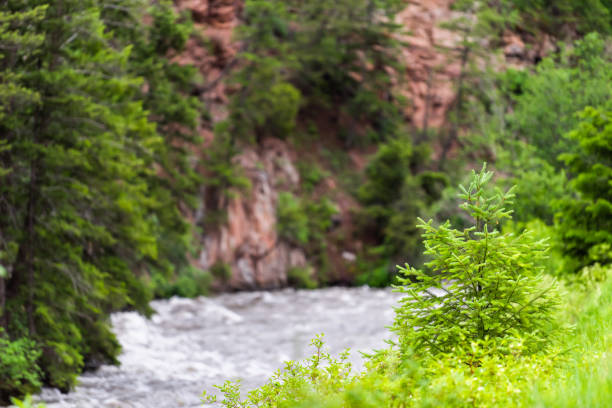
[102,0,206,290]
[393,165,560,355]
[0,0,182,394]
[510,0,612,35]
[358,137,447,266]
[0,2,47,331]
[508,33,612,167]
[556,107,612,271]
[227,0,406,146]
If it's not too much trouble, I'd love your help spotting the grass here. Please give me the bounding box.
[205,267,612,407]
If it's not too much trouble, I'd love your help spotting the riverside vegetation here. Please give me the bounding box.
[2,0,612,405]
[203,166,611,408]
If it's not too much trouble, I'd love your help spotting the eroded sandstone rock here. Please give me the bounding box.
[198,139,307,290]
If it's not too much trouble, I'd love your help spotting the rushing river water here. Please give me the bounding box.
[36,287,404,408]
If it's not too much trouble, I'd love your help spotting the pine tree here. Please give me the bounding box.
[102,0,206,288]
[393,165,560,355]
[0,2,47,333]
[227,0,406,146]
[0,0,165,393]
[556,107,612,271]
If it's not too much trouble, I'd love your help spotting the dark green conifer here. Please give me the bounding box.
[0,0,195,394]
[556,107,612,271]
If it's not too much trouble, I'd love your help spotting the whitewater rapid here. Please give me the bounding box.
[37,287,403,408]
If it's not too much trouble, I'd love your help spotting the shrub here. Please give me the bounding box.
[202,335,563,408]
[393,164,561,355]
[152,266,212,298]
[508,33,612,167]
[9,394,46,408]
[0,333,42,404]
[297,161,327,193]
[355,260,396,288]
[287,266,318,289]
[202,335,353,407]
[210,261,232,282]
[277,192,310,246]
[556,106,612,272]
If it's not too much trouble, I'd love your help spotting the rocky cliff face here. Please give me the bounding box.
[398,0,461,130]
[174,1,309,290]
[198,139,308,290]
[172,0,550,290]
[173,0,465,289]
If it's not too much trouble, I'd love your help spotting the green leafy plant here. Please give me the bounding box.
[224,0,406,147]
[202,271,612,408]
[509,0,612,35]
[210,261,232,282]
[0,333,42,404]
[276,192,338,284]
[508,33,612,167]
[9,394,46,408]
[556,106,612,271]
[203,334,353,407]
[287,266,318,289]
[297,161,327,194]
[393,164,561,355]
[277,192,310,246]
[152,266,212,299]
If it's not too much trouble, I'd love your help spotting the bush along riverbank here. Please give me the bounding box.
[203,166,612,408]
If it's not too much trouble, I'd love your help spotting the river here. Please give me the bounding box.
[36,287,403,408]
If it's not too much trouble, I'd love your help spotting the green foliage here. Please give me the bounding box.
[210,261,232,282]
[393,165,561,355]
[0,0,203,397]
[202,271,612,407]
[203,334,353,407]
[0,332,41,404]
[354,260,396,288]
[287,267,318,290]
[509,0,612,35]
[454,0,612,38]
[529,265,612,407]
[297,161,328,194]
[224,0,406,146]
[507,33,612,166]
[479,35,612,245]
[201,128,252,218]
[277,192,310,246]
[152,266,212,299]
[105,0,204,284]
[277,193,338,250]
[231,71,302,142]
[276,192,338,284]
[504,153,568,225]
[503,219,564,276]
[358,138,448,264]
[9,394,46,408]
[556,107,612,271]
